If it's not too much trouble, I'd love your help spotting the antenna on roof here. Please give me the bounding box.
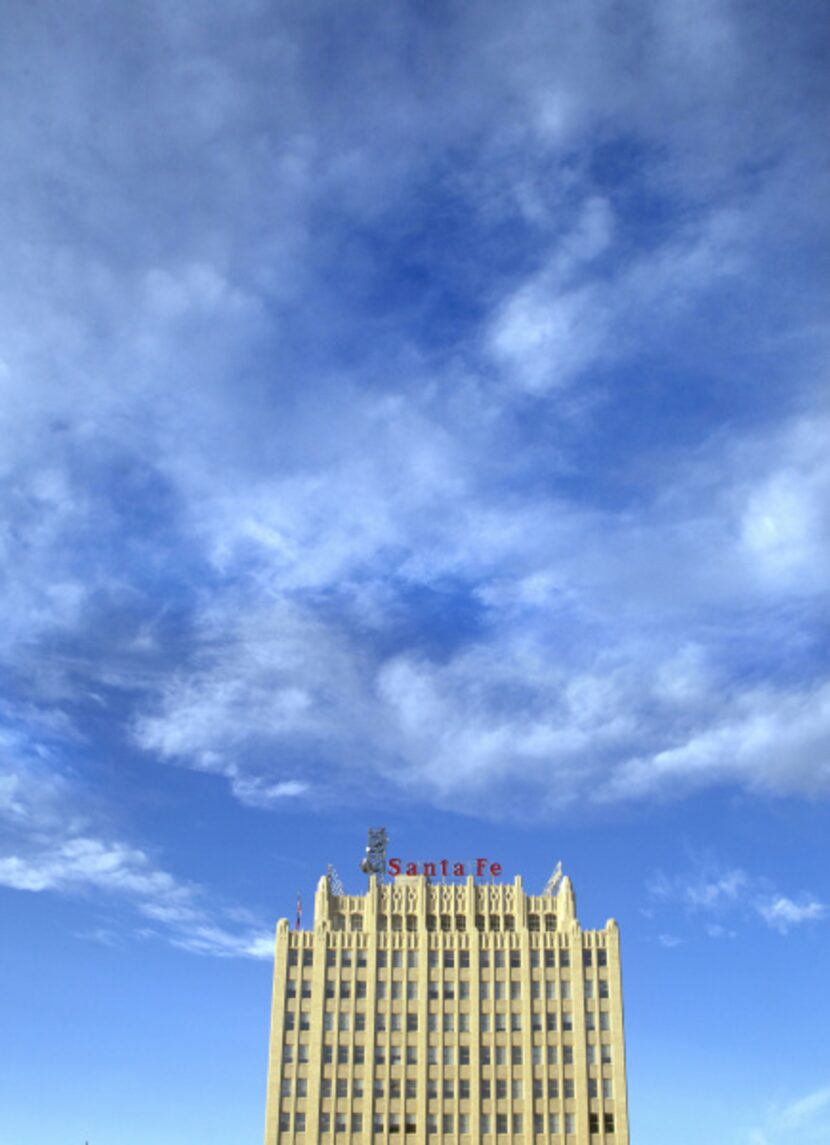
[543,861,563,896]
[327,864,345,897]
[359,827,389,881]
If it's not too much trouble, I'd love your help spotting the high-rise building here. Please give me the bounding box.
[264,866,630,1144]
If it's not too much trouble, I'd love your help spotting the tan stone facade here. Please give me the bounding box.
[264,872,629,1145]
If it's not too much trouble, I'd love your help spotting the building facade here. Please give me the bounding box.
[264,870,629,1145]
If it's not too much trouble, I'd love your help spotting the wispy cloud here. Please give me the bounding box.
[648,859,827,938]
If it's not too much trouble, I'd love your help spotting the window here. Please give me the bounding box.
[600,1012,610,1031]
[392,951,403,969]
[457,915,466,932]
[562,1046,573,1065]
[548,1080,559,1099]
[513,1115,523,1134]
[297,1079,307,1097]
[481,981,490,1000]
[406,1047,418,1065]
[496,1080,507,1100]
[548,1115,560,1135]
[377,1013,387,1032]
[335,1113,347,1134]
[565,1114,575,1136]
[406,1080,417,1099]
[480,1014,490,1033]
[389,1115,400,1135]
[560,951,570,968]
[352,1115,363,1134]
[460,1080,470,1099]
[545,951,556,969]
[459,1013,470,1032]
[583,949,592,967]
[480,950,490,967]
[494,952,505,968]
[428,1047,438,1065]
[391,914,402,932]
[495,1047,506,1066]
[481,1047,491,1066]
[373,1115,384,1134]
[510,981,521,999]
[377,951,387,968]
[288,950,298,966]
[443,1047,454,1066]
[281,1079,291,1097]
[459,1046,470,1065]
[357,951,367,968]
[408,951,418,968]
[599,980,609,999]
[597,950,607,967]
[356,980,366,999]
[589,1079,598,1098]
[512,1047,523,1066]
[495,1013,506,1032]
[342,951,352,968]
[441,915,452,933]
[429,951,439,969]
[390,1046,402,1065]
[532,1047,542,1066]
[459,981,469,999]
[590,1114,600,1135]
[545,914,556,932]
[375,1048,385,1065]
[377,981,387,1000]
[337,1047,348,1064]
[496,1114,508,1135]
[295,1113,306,1133]
[443,1115,454,1134]
[459,1114,469,1135]
[407,982,418,1000]
[584,979,593,999]
[547,1046,558,1066]
[279,1113,291,1133]
[405,1118,417,1135]
[534,1115,544,1135]
[390,1080,401,1099]
[427,1115,437,1135]
[427,1080,438,1099]
[564,1080,574,1099]
[428,1014,437,1033]
[511,1013,522,1031]
[336,1079,348,1098]
[481,1116,491,1135]
[460,950,469,967]
[407,1015,418,1032]
[531,950,541,967]
[407,914,417,932]
[354,1046,365,1065]
[444,982,455,1000]
[547,1012,557,1031]
[302,950,313,967]
[481,1080,491,1099]
[339,1012,350,1032]
[444,951,455,969]
[285,1013,295,1031]
[427,913,437,932]
[586,1045,596,1066]
[529,913,540,932]
[320,1114,330,1134]
[299,1045,309,1063]
[505,915,515,932]
[322,1046,332,1064]
[476,915,485,932]
[601,1044,612,1064]
[374,1081,384,1098]
[604,1114,615,1133]
[562,1011,573,1032]
[443,1081,454,1100]
[602,1079,613,1099]
[353,1080,362,1098]
[512,1080,523,1099]
[390,1013,401,1032]
[333,914,345,932]
[391,981,402,1000]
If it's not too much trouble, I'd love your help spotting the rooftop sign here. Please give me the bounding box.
[388,857,503,879]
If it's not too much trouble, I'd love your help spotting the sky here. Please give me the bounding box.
[0,0,829,1142]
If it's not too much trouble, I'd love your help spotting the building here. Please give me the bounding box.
[264,866,630,1145]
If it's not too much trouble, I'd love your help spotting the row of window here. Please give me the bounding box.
[279,1112,615,1135]
[291,977,607,1001]
[289,948,606,970]
[281,1076,614,1100]
[288,1010,606,1035]
[283,1043,612,1067]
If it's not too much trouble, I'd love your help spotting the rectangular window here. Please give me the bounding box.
[443,1116,454,1134]
[391,982,402,1000]
[590,1113,600,1135]
[481,1116,491,1135]
[407,1047,418,1065]
[352,1115,363,1134]
[532,1047,542,1066]
[545,951,556,968]
[481,1047,491,1066]
[495,1047,506,1066]
[603,1114,615,1133]
[427,1115,437,1136]
[480,1013,490,1033]
[322,1080,332,1098]
[459,947,469,963]
[548,1080,559,1099]
[281,1079,291,1097]
[302,950,313,967]
[548,1114,559,1135]
[547,1046,558,1066]
[588,1079,598,1099]
[459,1114,469,1135]
[390,1014,401,1032]
[459,1080,470,1099]
[599,980,609,999]
[459,1046,470,1065]
[547,1012,557,1031]
[510,981,521,999]
[298,1045,309,1064]
[494,952,505,968]
[512,1080,522,1099]
[408,951,418,968]
[377,981,387,1000]
[353,1080,362,1098]
[534,1115,544,1135]
[531,950,540,967]
[407,982,418,1000]
[513,1115,523,1134]
[443,1048,454,1066]
[377,951,387,968]
[428,1047,438,1065]
[601,1044,612,1064]
[495,1013,506,1032]
[295,1113,306,1133]
[443,1081,454,1100]
[337,1079,348,1098]
[354,1046,365,1064]
[560,951,570,968]
[562,1047,573,1065]
[564,1080,574,1099]
[279,1113,291,1133]
[459,981,469,1000]
[496,1080,507,1100]
[392,951,403,968]
[288,950,298,966]
[597,951,607,967]
[562,1011,573,1032]
[586,1045,596,1066]
[511,1013,522,1031]
[602,1079,613,1100]
[297,1079,307,1098]
[480,950,490,967]
[406,1080,417,1099]
[565,1114,575,1135]
[320,1114,330,1134]
[481,1081,491,1099]
[496,1114,508,1135]
[583,950,593,967]
[511,1047,522,1066]
[407,1015,418,1032]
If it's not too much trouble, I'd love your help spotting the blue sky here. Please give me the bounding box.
[1,1,829,1142]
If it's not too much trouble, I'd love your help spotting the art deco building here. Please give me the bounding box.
[264,869,629,1145]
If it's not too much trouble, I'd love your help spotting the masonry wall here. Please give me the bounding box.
[264,874,629,1145]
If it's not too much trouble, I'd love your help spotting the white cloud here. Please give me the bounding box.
[648,860,827,939]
